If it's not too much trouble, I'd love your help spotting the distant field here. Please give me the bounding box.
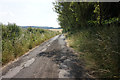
[48,29,63,33]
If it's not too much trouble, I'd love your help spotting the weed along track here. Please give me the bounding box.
[1,35,87,79]
[2,24,59,65]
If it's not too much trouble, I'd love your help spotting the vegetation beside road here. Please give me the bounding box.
[1,23,59,65]
[67,26,120,78]
[54,2,120,78]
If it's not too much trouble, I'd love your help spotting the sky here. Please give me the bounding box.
[0,0,59,28]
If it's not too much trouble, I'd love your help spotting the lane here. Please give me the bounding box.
[1,34,85,79]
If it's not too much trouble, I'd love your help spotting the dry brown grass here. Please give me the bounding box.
[48,29,63,33]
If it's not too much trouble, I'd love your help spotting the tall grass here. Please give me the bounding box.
[67,26,120,78]
[1,23,59,65]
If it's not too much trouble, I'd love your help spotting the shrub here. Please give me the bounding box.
[67,25,120,78]
[2,23,59,65]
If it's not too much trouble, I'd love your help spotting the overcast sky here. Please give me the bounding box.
[0,0,59,28]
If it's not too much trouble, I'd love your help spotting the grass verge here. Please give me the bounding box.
[66,26,120,78]
[1,23,59,65]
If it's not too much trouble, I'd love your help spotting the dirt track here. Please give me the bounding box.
[1,34,87,79]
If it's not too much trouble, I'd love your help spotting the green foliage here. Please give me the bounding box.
[27,27,33,32]
[54,2,120,32]
[54,1,120,78]
[102,17,119,25]
[2,23,21,39]
[68,26,120,78]
[1,24,59,65]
